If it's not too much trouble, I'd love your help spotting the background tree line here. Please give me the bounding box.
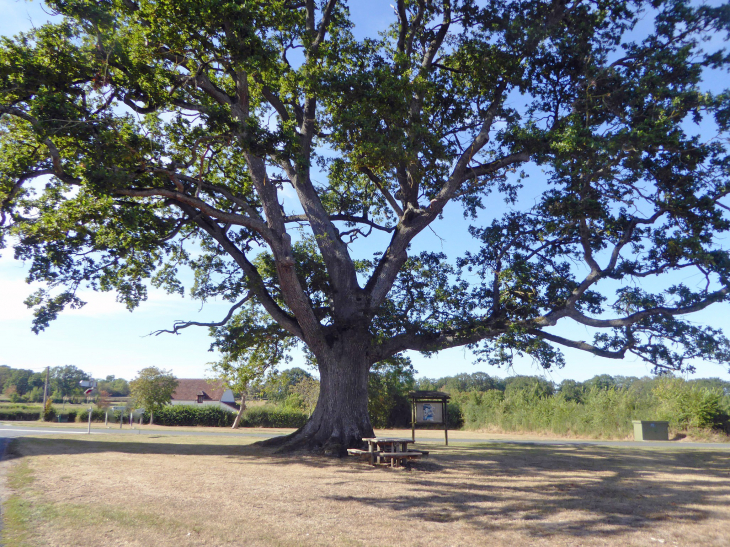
[249,366,730,437]
[415,372,730,436]
[0,365,130,403]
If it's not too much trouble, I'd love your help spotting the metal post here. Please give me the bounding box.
[105,410,108,427]
[130,411,133,429]
[411,399,415,442]
[120,411,123,429]
[87,407,91,434]
[443,401,448,446]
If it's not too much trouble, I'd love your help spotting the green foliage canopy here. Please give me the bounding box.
[1,0,730,393]
[129,366,178,414]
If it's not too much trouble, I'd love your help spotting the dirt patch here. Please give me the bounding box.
[4,434,730,546]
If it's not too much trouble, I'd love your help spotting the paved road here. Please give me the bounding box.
[0,423,728,449]
[0,424,278,439]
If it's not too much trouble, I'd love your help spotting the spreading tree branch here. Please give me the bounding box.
[151,292,254,335]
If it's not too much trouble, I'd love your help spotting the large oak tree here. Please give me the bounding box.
[2,0,730,452]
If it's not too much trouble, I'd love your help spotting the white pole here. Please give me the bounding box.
[105,410,108,427]
[87,407,91,434]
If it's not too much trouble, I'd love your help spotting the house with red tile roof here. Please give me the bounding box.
[171,379,239,413]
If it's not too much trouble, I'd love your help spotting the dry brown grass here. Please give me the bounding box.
[3,432,730,547]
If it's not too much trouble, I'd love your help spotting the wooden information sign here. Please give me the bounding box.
[409,391,451,446]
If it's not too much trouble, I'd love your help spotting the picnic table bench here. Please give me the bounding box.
[348,438,429,468]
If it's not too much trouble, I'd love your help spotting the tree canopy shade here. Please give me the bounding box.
[2,0,730,452]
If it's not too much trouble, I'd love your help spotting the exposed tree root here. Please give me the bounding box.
[256,421,373,456]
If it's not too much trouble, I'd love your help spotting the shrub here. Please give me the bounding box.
[368,358,415,428]
[27,386,44,403]
[652,378,728,430]
[75,408,107,422]
[282,393,307,412]
[0,409,43,421]
[42,399,56,422]
[453,376,730,438]
[240,405,308,428]
[144,405,237,427]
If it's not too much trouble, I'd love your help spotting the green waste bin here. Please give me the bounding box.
[633,420,669,441]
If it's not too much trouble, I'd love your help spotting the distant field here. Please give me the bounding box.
[2,431,729,546]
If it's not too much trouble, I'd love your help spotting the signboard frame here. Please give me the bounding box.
[409,391,451,446]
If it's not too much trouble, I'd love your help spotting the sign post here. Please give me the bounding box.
[79,380,97,435]
[111,406,126,429]
[409,391,451,446]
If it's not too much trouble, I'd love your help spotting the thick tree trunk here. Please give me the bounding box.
[260,340,373,455]
[232,393,246,429]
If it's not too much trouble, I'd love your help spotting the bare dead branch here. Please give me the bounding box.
[151,292,254,335]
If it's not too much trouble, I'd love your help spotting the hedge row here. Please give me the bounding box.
[75,409,107,422]
[241,406,308,428]
[0,409,44,421]
[0,404,309,428]
[143,405,236,427]
[144,405,308,428]
[0,409,82,421]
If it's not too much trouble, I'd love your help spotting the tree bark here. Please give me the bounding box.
[260,338,373,455]
[232,393,246,429]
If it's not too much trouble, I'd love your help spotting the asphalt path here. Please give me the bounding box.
[0,423,728,449]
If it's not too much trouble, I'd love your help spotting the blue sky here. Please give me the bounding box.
[1,0,730,385]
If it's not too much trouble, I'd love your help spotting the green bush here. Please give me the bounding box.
[137,404,308,428]
[652,378,727,430]
[446,401,463,428]
[368,357,415,428]
[0,409,43,421]
[75,408,107,422]
[241,405,308,428]
[144,405,237,427]
[282,393,306,412]
[42,400,56,422]
[455,376,730,438]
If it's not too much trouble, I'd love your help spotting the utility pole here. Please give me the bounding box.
[42,366,49,408]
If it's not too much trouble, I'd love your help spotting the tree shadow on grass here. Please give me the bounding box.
[329,443,730,540]
[2,433,369,471]
[6,435,730,540]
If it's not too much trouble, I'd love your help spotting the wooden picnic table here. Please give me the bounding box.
[363,437,413,453]
[348,437,428,468]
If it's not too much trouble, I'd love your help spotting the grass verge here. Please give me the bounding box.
[3,433,730,546]
[4,449,40,547]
